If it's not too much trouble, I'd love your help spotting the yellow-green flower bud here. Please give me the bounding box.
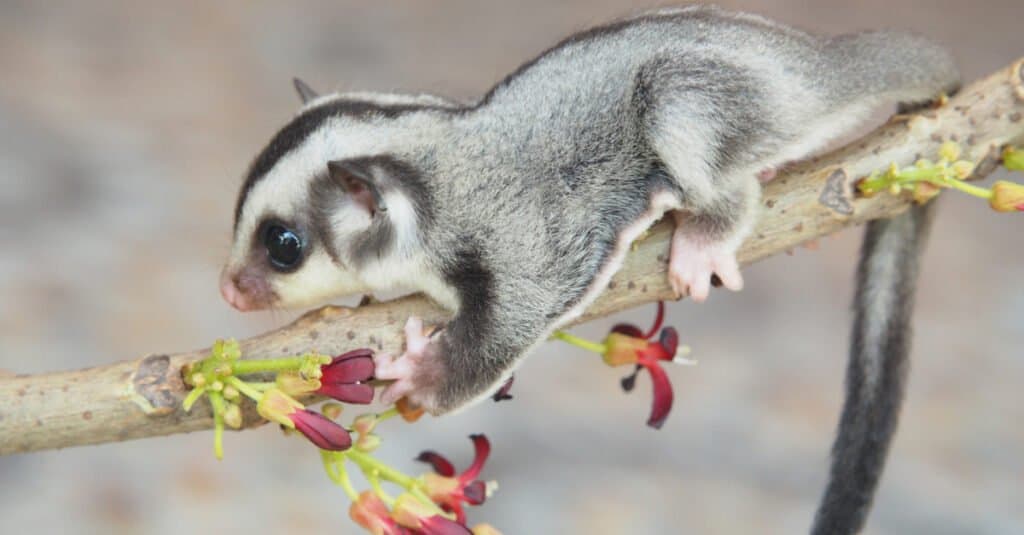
[356,433,381,452]
[321,402,344,420]
[938,141,961,162]
[912,182,942,204]
[223,403,243,429]
[951,160,975,180]
[352,413,378,435]
[222,385,239,401]
[1003,146,1024,171]
[990,181,1024,212]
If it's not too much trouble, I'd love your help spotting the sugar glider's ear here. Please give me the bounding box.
[327,160,388,216]
[292,77,319,104]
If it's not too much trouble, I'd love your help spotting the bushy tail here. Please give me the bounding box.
[824,30,961,106]
[811,202,936,535]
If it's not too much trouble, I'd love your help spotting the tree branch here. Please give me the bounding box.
[2,58,1022,456]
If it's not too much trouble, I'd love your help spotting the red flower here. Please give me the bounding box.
[491,377,514,402]
[416,435,492,524]
[603,301,688,429]
[391,494,472,535]
[317,348,376,404]
[292,409,352,451]
[257,389,352,451]
[350,491,411,535]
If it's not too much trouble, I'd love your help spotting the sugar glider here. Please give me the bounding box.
[220,6,958,533]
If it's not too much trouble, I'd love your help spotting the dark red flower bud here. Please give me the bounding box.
[290,409,352,451]
[317,348,376,404]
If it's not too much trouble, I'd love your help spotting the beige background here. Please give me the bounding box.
[0,1,1022,534]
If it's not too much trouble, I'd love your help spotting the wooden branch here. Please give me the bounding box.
[2,58,1022,457]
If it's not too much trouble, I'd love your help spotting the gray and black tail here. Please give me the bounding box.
[823,30,961,107]
[811,202,937,535]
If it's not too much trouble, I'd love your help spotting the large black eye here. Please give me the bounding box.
[263,224,303,271]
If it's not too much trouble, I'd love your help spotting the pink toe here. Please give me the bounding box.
[380,381,411,405]
[690,275,710,302]
[714,258,744,292]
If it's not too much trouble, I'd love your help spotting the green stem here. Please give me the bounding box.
[376,407,400,423]
[224,376,264,402]
[551,330,607,354]
[367,470,395,506]
[320,451,360,501]
[209,391,226,460]
[346,449,416,489]
[346,450,451,518]
[231,357,315,375]
[944,177,994,199]
[182,386,207,412]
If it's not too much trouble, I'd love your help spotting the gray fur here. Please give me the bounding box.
[227,6,960,533]
[813,202,937,535]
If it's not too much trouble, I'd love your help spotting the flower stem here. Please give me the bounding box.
[182,386,207,412]
[346,449,416,489]
[231,356,317,375]
[208,391,226,460]
[321,451,360,501]
[943,177,994,199]
[367,470,395,506]
[376,407,400,423]
[224,376,264,402]
[551,330,607,354]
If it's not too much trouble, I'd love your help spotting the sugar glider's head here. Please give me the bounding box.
[220,79,438,311]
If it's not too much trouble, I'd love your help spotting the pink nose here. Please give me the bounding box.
[220,273,254,312]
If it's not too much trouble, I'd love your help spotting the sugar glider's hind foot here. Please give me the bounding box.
[668,222,744,303]
[374,316,444,411]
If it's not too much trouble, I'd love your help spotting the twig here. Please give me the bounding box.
[2,58,1022,456]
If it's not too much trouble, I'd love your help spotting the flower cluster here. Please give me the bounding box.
[857,141,1024,212]
[182,340,499,534]
[553,301,694,429]
[182,342,375,457]
[337,434,498,534]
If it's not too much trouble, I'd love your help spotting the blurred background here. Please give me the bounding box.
[0,1,1021,533]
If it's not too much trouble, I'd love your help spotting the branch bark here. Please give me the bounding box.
[2,58,1022,456]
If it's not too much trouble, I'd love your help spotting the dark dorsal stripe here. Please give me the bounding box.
[233,99,452,229]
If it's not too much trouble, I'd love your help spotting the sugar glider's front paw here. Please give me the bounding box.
[668,232,743,303]
[373,316,445,413]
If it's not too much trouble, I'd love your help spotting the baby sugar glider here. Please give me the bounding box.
[220,6,958,534]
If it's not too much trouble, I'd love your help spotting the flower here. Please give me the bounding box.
[990,180,1024,212]
[416,435,493,524]
[350,491,411,535]
[391,494,472,535]
[257,389,352,451]
[491,377,514,402]
[316,348,376,404]
[603,302,692,429]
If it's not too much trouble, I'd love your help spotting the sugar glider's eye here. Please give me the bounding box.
[263,224,303,271]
